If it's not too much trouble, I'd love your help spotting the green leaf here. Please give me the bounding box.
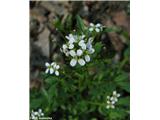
[117,81,130,92]
[48,84,58,98]
[30,99,43,109]
[115,73,129,82]
[41,87,50,104]
[76,15,85,32]
[95,42,103,54]
[53,18,64,33]
[117,97,130,107]
[45,76,58,85]
[103,27,121,33]
[65,14,72,31]
[115,73,130,92]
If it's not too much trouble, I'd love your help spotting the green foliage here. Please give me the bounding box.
[30,15,130,120]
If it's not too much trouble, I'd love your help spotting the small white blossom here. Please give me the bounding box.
[30,109,44,120]
[61,33,95,67]
[45,62,60,76]
[106,91,120,109]
[89,23,103,33]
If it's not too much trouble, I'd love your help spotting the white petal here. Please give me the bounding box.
[70,59,77,67]
[107,100,110,104]
[88,37,93,43]
[55,71,59,76]
[51,62,55,66]
[69,34,75,43]
[77,49,83,56]
[111,105,115,109]
[53,64,57,68]
[81,35,85,39]
[62,44,67,49]
[114,98,118,102]
[89,27,94,32]
[69,50,76,57]
[88,48,95,54]
[117,94,120,97]
[110,97,114,101]
[56,65,60,69]
[85,55,90,62]
[45,68,49,74]
[69,44,74,49]
[96,23,101,27]
[107,96,110,99]
[65,36,70,40]
[78,59,85,66]
[95,28,100,32]
[78,40,85,46]
[81,43,86,50]
[90,23,94,27]
[69,34,73,38]
[112,101,115,104]
[106,105,110,109]
[65,52,69,56]
[49,68,54,74]
[38,109,42,113]
[45,62,50,67]
[113,91,117,95]
[34,112,38,115]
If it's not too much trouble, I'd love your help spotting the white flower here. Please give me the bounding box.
[31,109,44,120]
[89,23,103,32]
[111,91,121,102]
[106,91,120,109]
[106,100,115,109]
[45,62,54,74]
[62,33,95,67]
[45,62,60,76]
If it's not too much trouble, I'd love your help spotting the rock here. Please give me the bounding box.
[35,27,50,57]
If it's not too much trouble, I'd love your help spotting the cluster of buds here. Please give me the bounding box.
[60,33,95,67]
[106,91,120,109]
[30,109,44,120]
[45,62,60,76]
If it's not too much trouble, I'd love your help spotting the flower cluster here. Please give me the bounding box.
[106,91,120,109]
[30,109,44,120]
[89,23,103,32]
[60,33,95,67]
[45,62,60,76]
